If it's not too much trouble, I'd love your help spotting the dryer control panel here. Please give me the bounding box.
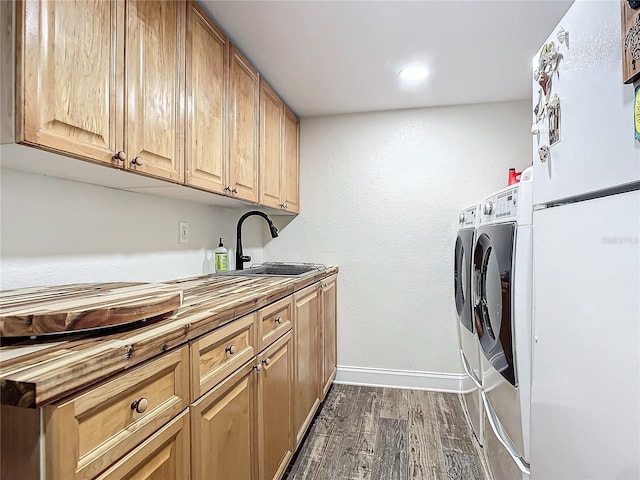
[459,205,479,226]
[482,186,518,221]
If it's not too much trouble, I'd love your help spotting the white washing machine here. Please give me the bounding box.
[473,168,533,480]
[454,204,483,445]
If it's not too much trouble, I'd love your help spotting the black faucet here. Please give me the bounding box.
[235,211,279,270]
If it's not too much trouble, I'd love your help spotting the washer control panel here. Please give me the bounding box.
[459,205,478,226]
[483,187,518,221]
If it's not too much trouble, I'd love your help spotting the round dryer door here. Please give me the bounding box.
[454,229,474,332]
[473,223,516,386]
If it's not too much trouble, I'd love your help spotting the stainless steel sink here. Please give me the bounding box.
[214,262,324,277]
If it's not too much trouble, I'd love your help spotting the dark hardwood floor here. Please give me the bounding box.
[284,384,488,480]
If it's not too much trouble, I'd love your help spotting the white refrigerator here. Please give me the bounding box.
[530,1,640,479]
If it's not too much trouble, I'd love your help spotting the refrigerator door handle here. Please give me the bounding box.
[460,350,482,390]
[481,391,530,475]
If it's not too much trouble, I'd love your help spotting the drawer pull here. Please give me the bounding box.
[113,151,126,163]
[262,358,271,366]
[225,345,236,355]
[254,363,262,372]
[131,397,149,414]
[274,317,282,325]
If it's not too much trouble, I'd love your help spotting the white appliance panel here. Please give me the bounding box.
[530,191,640,479]
[460,325,483,445]
[483,404,529,480]
[531,1,639,206]
[479,225,532,472]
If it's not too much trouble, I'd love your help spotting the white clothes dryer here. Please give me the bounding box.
[454,204,483,445]
[473,168,533,480]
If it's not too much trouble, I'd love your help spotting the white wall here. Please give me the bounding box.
[263,100,531,389]
[1,100,531,391]
[0,168,268,289]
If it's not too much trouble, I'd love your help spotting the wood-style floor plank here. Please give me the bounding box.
[407,390,442,480]
[443,451,485,480]
[333,431,376,480]
[286,433,331,479]
[284,385,487,480]
[380,386,409,420]
[353,386,383,434]
[370,418,409,480]
[431,392,476,454]
[313,383,360,436]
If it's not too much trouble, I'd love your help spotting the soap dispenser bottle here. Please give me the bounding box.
[214,238,229,272]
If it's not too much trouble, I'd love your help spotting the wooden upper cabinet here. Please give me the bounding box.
[259,80,283,209]
[228,45,259,203]
[125,0,184,181]
[185,1,228,194]
[16,0,300,208]
[17,0,124,164]
[259,81,300,214]
[282,106,300,214]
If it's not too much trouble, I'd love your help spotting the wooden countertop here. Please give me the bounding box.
[0,268,338,408]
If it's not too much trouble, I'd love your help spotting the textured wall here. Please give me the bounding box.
[0,169,266,289]
[263,101,532,376]
[1,100,531,381]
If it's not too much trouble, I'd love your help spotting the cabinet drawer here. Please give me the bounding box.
[44,346,190,480]
[190,313,257,400]
[258,296,293,351]
[94,409,190,480]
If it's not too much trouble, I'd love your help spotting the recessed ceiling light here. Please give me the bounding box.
[398,66,430,82]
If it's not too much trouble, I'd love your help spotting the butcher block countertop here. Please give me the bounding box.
[0,267,338,408]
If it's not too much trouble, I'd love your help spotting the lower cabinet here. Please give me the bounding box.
[321,274,338,398]
[191,360,256,480]
[293,284,321,447]
[44,346,190,480]
[191,330,293,480]
[257,331,293,480]
[94,410,191,480]
[0,275,336,480]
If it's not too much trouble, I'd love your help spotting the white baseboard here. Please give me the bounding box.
[334,365,467,393]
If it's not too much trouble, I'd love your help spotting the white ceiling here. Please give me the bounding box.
[200,1,573,118]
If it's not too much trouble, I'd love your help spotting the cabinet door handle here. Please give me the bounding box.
[131,397,149,414]
[262,357,271,366]
[231,187,238,194]
[274,316,282,324]
[113,151,126,163]
[131,156,144,167]
[225,345,236,355]
[224,185,231,192]
[254,363,262,372]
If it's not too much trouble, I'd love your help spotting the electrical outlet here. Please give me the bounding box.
[179,222,188,244]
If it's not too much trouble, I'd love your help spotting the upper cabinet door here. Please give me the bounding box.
[17,0,123,164]
[185,2,227,194]
[282,107,300,214]
[125,0,184,182]
[228,45,259,203]
[259,80,283,210]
